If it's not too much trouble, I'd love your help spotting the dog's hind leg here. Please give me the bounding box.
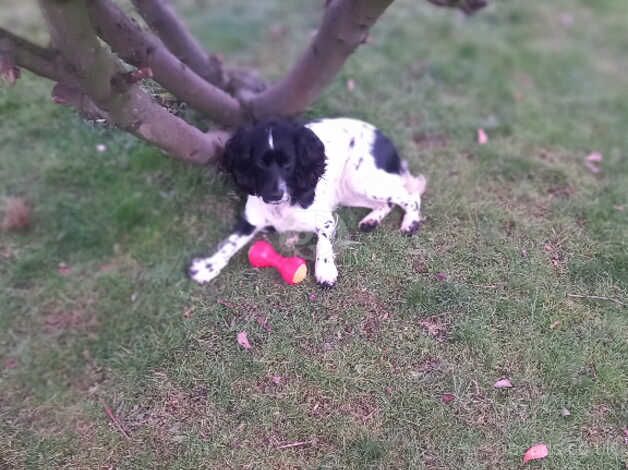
[351,172,426,236]
[358,204,393,232]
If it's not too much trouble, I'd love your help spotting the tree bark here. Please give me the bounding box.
[39,0,228,164]
[87,0,243,126]
[131,0,224,87]
[0,28,72,83]
[245,0,394,120]
[0,28,107,118]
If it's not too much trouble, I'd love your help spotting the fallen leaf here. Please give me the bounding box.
[57,262,72,276]
[494,378,513,389]
[237,331,251,350]
[550,320,561,330]
[522,443,548,463]
[3,357,18,369]
[441,393,456,404]
[477,128,488,144]
[435,272,448,282]
[271,375,282,385]
[2,197,32,231]
[308,292,318,302]
[560,407,571,417]
[584,152,602,173]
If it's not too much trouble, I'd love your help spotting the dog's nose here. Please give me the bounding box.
[264,189,284,202]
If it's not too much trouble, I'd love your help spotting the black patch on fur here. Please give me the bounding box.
[401,220,422,236]
[223,120,326,209]
[359,220,379,232]
[184,254,208,280]
[290,126,327,208]
[318,280,335,289]
[349,137,355,148]
[234,217,256,235]
[372,130,401,174]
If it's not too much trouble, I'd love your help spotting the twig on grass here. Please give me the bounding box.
[101,400,131,440]
[276,440,312,450]
[566,293,625,307]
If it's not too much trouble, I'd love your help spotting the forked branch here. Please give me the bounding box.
[131,0,224,86]
[87,0,243,126]
[246,0,394,119]
[39,0,228,164]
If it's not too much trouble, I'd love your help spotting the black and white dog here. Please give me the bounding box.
[188,118,426,287]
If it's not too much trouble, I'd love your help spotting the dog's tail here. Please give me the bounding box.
[401,160,427,196]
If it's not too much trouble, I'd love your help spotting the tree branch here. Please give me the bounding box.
[245,0,394,120]
[0,28,71,83]
[0,28,107,118]
[87,0,243,126]
[131,0,224,87]
[39,0,228,165]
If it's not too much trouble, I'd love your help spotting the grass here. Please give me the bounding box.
[1,0,627,468]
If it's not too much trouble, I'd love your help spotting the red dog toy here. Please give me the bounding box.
[248,240,307,285]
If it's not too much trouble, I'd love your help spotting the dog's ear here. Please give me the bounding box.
[223,126,256,194]
[291,126,326,208]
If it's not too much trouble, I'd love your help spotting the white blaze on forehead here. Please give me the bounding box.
[268,128,274,149]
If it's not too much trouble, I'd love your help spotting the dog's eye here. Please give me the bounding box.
[277,154,291,168]
[261,153,273,167]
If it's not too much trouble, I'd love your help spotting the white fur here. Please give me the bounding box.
[189,118,426,287]
[268,128,274,149]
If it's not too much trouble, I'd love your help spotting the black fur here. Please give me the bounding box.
[234,216,256,235]
[372,129,401,174]
[223,120,326,208]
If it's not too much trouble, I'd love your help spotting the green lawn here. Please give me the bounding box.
[1,0,627,468]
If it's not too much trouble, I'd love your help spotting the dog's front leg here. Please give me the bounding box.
[187,218,258,284]
[314,215,338,287]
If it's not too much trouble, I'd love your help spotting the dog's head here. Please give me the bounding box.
[223,120,326,208]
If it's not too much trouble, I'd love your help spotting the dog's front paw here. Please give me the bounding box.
[187,257,222,284]
[315,260,338,288]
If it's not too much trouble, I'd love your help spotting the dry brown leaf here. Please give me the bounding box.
[477,128,488,144]
[523,443,548,463]
[2,197,32,231]
[237,331,251,350]
[494,378,513,389]
[441,393,456,404]
[584,152,603,173]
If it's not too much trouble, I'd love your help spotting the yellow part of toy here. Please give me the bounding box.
[292,264,307,284]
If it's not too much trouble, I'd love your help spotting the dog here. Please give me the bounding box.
[187,117,426,287]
